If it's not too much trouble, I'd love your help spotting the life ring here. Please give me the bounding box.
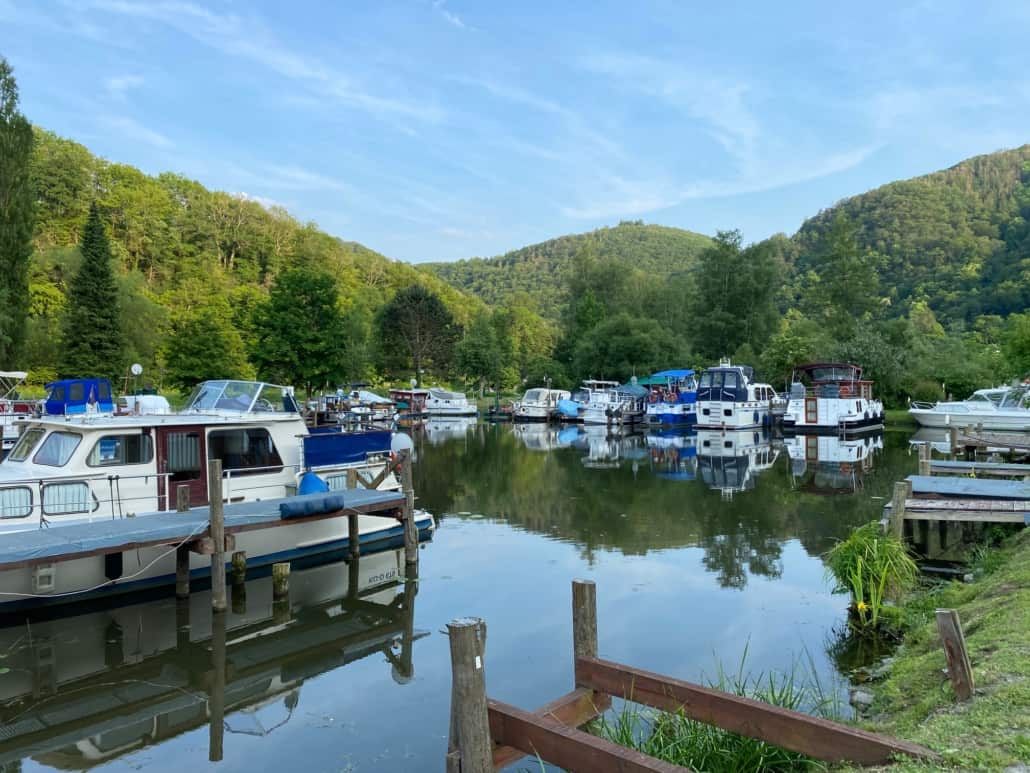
[839,385,852,398]
[649,393,659,403]
[839,463,853,474]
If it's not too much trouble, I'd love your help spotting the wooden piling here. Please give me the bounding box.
[446,617,492,773]
[209,609,227,762]
[346,467,359,490]
[399,449,418,566]
[272,561,290,600]
[231,551,247,585]
[936,609,974,701]
[918,443,931,476]
[949,425,959,460]
[208,459,227,613]
[348,513,360,559]
[175,484,191,599]
[572,579,598,664]
[890,480,911,541]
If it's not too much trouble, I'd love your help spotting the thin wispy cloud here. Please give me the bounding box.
[101,115,173,148]
[104,73,144,98]
[432,0,468,30]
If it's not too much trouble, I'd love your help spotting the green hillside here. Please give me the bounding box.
[421,221,712,317]
[793,145,1030,323]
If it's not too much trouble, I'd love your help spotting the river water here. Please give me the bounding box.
[0,421,918,772]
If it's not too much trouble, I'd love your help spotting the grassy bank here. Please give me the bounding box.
[850,528,1030,770]
[884,408,917,427]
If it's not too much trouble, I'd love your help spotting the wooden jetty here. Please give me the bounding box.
[948,426,1030,458]
[929,460,1030,479]
[446,580,936,772]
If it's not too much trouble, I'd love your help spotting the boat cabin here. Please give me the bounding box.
[389,388,430,415]
[788,363,873,402]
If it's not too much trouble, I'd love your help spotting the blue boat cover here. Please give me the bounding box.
[45,378,114,415]
[652,369,695,378]
[556,399,581,418]
[303,429,392,468]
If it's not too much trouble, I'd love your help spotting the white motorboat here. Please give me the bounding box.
[579,382,647,426]
[907,386,1029,430]
[0,379,433,607]
[781,363,884,435]
[695,360,777,430]
[424,388,477,417]
[512,387,571,422]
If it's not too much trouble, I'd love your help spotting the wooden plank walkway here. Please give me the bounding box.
[907,474,1030,500]
[954,430,1030,452]
[0,489,406,572]
[901,498,1029,524]
[930,460,1030,478]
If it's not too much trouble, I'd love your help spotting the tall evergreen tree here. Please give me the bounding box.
[376,284,457,385]
[0,57,35,367]
[60,203,124,378]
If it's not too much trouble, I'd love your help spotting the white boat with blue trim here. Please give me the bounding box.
[695,360,777,430]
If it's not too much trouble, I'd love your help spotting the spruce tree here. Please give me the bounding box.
[0,56,35,367]
[60,203,124,379]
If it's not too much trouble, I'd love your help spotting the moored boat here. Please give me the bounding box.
[695,360,777,430]
[580,381,647,425]
[424,388,477,417]
[0,371,40,457]
[643,368,698,425]
[781,363,884,435]
[512,387,571,422]
[907,386,1030,430]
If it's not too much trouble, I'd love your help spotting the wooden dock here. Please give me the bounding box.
[949,427,1030,458]
[929,460,1030,479]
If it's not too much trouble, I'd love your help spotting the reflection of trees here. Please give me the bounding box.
[411,424,910,589]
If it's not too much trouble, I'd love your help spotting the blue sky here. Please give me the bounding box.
[3,1,1030,263]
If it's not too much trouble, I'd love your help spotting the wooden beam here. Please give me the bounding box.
[936,609,974,701]
[575,656,937,765]
[492,688,611,769]
[902,510,1026,524]
[488,699,689,773]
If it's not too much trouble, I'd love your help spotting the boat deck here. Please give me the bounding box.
[0,489,406,572]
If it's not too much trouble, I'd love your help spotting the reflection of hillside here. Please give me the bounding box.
[0,552,421,770]
[413,424,915,589]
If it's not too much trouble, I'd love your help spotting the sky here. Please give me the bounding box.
[3,1,1030,264]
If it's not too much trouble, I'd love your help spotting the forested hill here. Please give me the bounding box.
[25,128,486,383]
[420,222,712,317]
[793,144,1030,323]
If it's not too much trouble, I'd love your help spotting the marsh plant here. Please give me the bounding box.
[590,647,843,772]
[825,522,918,633]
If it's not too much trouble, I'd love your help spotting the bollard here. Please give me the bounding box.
[175,484,191,599]
[349,513,360,559]
[231,551,247,585]
[572,579,598,664]
[272,561,290,600]
[890,480,911,541]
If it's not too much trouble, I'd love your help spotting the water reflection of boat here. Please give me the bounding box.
[0,549,422,769]
[785,433,883,494]
[568,426,645,469]
[696,428,778,497]
[646,429,697,480]
[508,423,574,452]
[421,416,478,445]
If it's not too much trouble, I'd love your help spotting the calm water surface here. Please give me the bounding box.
[1,422,919,772]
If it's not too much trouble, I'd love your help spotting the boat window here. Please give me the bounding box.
[48,384,66,402]
[724,372,739,389]
[208,428,283,475]
[69,382,84,402]
[166,431,202,482]
[254,384,295,412]
[99,381,112,400]
[33,431,83,467]
[0,487,32,519]
[87,433,154,467]
[41,481,93,515]
[699,372,712,389]
[8,427,46,462]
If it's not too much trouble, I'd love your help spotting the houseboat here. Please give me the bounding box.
[424,388,477,417]
[512,387,571,422]
[388,388,430,419]
[781,363,884,435]
[695,360,777,430]
[556,380,619,422]
[644,369,698,425]
[0,380,433,606]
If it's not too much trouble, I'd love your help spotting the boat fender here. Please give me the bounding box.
[297,471,330,495]
[753,410,759,425]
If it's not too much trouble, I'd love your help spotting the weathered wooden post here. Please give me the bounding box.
[446,617,491,773]
[348,511,361,559]
[347,555,360,601]
[209,608,227,762]
[936,609,974,701]
[346,467,359,490]
[208,460,227,613]
[399,449,418,567]
[572,579,598,667]
[272,561,290,599]
[949,425,959,461]
[176,484,191,599]
[918,443,931,476]
[231,551,247,614]
[889,480,911,541]
[399,561,418,682]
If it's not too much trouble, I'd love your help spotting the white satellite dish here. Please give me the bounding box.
[130,363,143,376]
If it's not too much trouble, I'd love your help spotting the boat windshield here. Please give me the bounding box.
[7,427,45,462]
[998,386,1029,409]
[185,381,296,413]
[524,389,545,402]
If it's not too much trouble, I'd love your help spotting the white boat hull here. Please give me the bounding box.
[907,408,1030,431]
[696,401,770,429]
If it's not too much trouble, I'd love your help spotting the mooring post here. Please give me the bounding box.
[231,551,246,585]
[209,609,227,762]
[272,561,290,600]
[572,578,598,675]
[918,443,931,476]
[890,480,910,541]
[348,512,361,559]
[176,484,192,599]
[936,608,974,701]
[948,425,959,461]
[399,449,418,567]
[347,555,360,601]
[347,467,359,490]
[446,617,491,773]
[398,561,418,682]
[208,459,227,613]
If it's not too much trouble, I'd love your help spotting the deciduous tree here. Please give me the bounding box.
[376,284,456,384]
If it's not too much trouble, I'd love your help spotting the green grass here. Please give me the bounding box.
[842,528,1030,770]
[884,409,917,427]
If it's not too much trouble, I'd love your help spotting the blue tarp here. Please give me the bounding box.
[651,369,695,378]
[303,429,392,468]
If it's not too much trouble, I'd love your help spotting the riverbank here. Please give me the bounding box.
[851,527,1030,770]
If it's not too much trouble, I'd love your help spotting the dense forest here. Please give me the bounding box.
[1,54,1028,406]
